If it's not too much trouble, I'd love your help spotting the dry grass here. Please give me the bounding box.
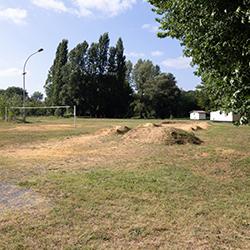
[0,118,249,249]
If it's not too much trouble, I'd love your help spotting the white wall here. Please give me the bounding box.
[190,112,206,120]
[210,111,240,122]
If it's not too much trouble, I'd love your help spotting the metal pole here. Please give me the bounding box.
[5,107,8,122]
[22,48,44,122]
[23,71,26,121]
[74,105,76,128]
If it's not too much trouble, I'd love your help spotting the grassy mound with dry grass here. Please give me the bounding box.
[123,123,203,145]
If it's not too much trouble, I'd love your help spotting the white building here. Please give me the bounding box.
[210,111,240,122]
[190,110,206,120]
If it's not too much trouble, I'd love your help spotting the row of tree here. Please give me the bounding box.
[45,34,132,117]
[44,33,206,118]
[1,33,213,120]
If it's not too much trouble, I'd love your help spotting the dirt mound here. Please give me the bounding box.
[95,126,131,136]
[123,126,202,145]
[159,121,209,132]
[161,121,178,125]
[191,125,203,131]
[139,123,162,128]
[116,126,131,134]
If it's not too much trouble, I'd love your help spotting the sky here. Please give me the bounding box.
[0,0,200,96]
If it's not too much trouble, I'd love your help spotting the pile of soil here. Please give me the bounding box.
[123,125,203,145]
[138,123,161,128]
[116,126,131,134]
[96,126,131,136]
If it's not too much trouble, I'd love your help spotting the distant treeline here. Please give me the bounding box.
[0,33,213,119]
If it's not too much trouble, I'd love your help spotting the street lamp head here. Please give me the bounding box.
[38,48,44,52]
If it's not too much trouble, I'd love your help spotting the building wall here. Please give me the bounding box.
[190,112,206,120]
[210,111,240,122]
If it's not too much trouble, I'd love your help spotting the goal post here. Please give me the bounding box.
[7,105,77,127]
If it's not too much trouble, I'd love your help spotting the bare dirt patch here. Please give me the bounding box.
[0,182,50,214]
[0,122,207,174]
[0,124,73,133]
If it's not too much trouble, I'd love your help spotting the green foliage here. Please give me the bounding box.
[177,90,200,117]
[0,88,24,119]
[44,33,204,119]
[144,73,181,118]
[132,59,161,117]
[31,91,43,102]
[132,60,191,118]
[45,39,68,105]
[0,88,48,119]
[149,0,250,123]
[195,84,214,112]
[45,34,133,118]
[4,87,28,99]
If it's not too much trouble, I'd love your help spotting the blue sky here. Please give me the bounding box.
[0,0,200,96]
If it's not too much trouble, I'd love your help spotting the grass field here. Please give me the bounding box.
[0,117,249,249]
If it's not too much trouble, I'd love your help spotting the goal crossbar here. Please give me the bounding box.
[9,106,70,110]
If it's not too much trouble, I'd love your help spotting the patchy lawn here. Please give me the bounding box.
[0,118,249,249]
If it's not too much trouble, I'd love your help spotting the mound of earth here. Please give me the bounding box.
[191,125,203,131]
[123,126,203,145]
[139,123,162,128]
[95,126,131,136]
[116,126,131,134]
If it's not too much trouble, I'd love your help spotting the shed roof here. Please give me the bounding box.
[190,110,206,114]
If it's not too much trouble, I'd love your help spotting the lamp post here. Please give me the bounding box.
[22,48,44,121]
[23,48,43,122]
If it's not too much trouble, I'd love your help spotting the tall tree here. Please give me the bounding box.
[114,38,132,117]
[45,39,68,105]
[116,38,126,83]
[132,59,160,117]
[97,33,110,75]
[149,0,250,123]
[96,33,110,116]
[61,41,89,113]
[145,73,181,118]
[44,34,134,118]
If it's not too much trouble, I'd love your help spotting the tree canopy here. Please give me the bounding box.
[45,33,132,118]
[43,34,205,119]
[149,0,250,123]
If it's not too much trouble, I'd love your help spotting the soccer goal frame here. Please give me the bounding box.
[6,105,77,128]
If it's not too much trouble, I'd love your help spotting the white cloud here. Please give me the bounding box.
[0,8,27,24]
[142,23,158,33]
[31,0,68,13]
[30,0,137,17]
[126,51,145,58]
[72,0,137,17]
[151,50,164,57]
[162,56,192,69]
[0,68,22,77]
